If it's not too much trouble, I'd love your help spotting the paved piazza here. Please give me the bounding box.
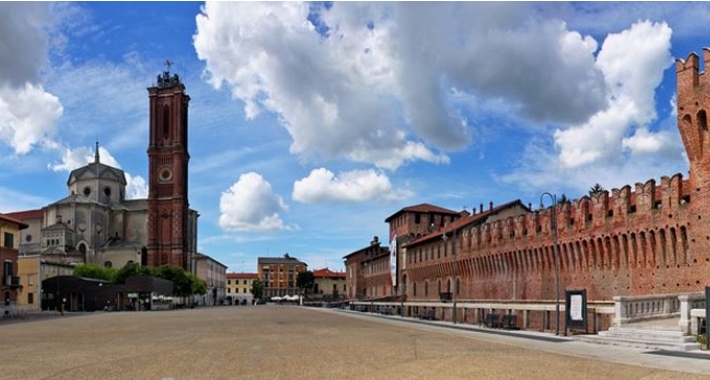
[1,306,709,379]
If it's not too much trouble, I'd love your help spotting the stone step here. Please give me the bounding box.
[602,327,688,339]
[575,333,701,351]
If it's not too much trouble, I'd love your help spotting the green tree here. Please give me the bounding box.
[296,270,314,294]
[73,263,116,281]
[251,278,264,301]
[558,194,569,205]
[188,272,207,295]
[113,261,153,284]
[589,183,605,197]
[152,265,193,297]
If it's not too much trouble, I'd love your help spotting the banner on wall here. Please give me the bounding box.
[389,235,397,287]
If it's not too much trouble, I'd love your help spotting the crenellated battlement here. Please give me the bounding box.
[676,48,710,182]
[522,173,688,244]
[675,48,710,90]
[428,172,692,259]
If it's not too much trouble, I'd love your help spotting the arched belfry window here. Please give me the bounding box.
[163,105,170,139]
[698,110,708,133]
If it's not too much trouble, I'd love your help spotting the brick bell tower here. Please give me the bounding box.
[146,67,190,269]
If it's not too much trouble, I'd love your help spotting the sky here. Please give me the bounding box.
[2,2,709,273]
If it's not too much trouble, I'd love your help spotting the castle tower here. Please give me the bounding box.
[146,69,191,269]
[676,48,710,188]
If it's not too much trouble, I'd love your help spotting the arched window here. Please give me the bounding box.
[163,105,170,139]
[104,261,112,268]
[77,243,87,255]
[141,247,148,266]
[424,281,429,297]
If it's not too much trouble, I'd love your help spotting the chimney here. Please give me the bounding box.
[479,203,483,213]
[489,201,493,211]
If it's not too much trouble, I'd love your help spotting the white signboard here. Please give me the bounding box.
[569,294,583,321]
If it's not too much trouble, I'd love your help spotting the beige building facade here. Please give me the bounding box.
[226,272,257,305]
[15,256,74,312]
[194,253,227,306]
[311,268,346,299]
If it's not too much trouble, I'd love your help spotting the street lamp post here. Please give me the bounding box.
[540,192,561,336]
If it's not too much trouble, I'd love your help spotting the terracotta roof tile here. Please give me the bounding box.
[384,203,459,222]
[403,199,530,247]
[0,213,29,229]
[312,268,346,279]
[4,209,43,221]
[226,272,258,279]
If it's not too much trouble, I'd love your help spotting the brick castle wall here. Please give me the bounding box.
[398,47,710,308]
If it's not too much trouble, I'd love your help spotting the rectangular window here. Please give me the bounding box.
[28,293,34,304]
[3,232,13,249]
[243,280,247,285]
[3,261,12,284]
[414,213,421,224]
[28,274,34,286]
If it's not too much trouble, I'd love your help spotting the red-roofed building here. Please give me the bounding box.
[311,267,346,299]
[399,200,530,302]
[384,203,465,299]
[343,236,392,300]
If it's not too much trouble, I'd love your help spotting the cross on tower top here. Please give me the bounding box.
[164,59,173,72]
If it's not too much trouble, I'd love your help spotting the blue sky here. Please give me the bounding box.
[2,2,709,273]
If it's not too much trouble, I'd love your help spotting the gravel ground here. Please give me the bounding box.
[0,306,708,380]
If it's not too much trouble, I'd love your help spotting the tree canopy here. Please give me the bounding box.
[152,265,207,297]
[251,278,264,301]
[73,263,116,282]
[113,261,152,284]
[296,270,314,292]
[589,183,605,197]
[558,194,569,205]
[72,262,206,296]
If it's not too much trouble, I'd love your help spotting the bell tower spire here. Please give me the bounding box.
[146,65,191,269]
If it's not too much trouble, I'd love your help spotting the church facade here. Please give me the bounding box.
[7,70,199,304]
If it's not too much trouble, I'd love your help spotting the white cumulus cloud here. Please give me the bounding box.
[193,2,607,170]
[219,172,290,232]
[0,3,67,156]
[622,127,679,157]
[554,20,673,168]
[293,168,408,203]
[0,83,63,154]
[501,20,684,194]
